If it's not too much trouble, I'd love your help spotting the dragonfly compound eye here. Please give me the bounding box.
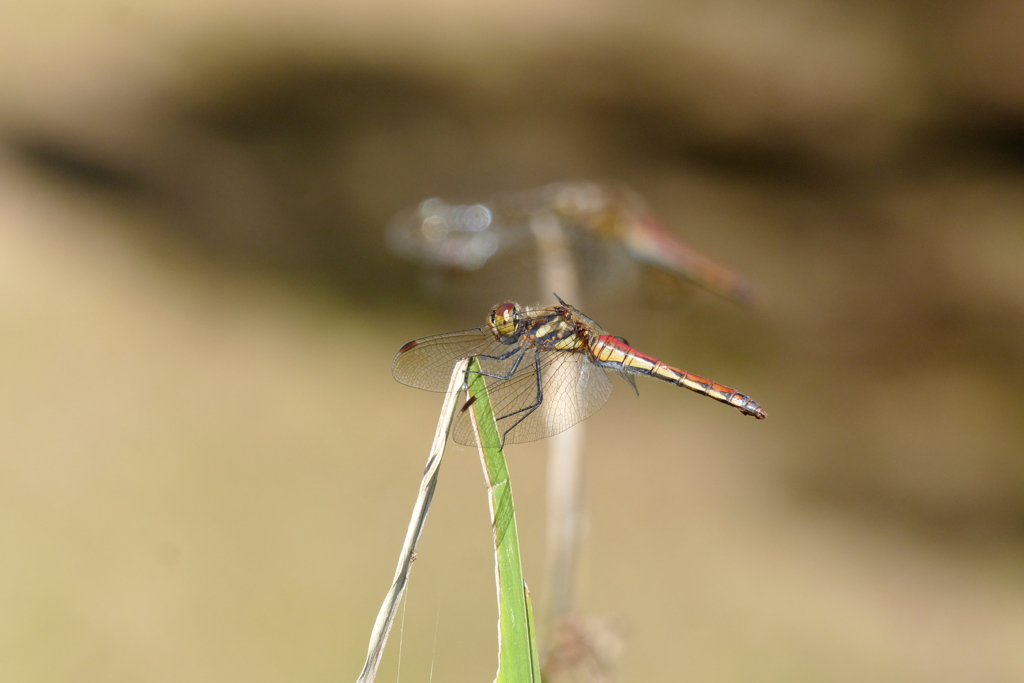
[490,302,523,344]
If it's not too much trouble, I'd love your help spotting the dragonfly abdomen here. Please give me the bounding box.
[591,334,766,419]
[591,335,662,375]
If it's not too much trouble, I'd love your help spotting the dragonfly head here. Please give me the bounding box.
[489,302,524,345]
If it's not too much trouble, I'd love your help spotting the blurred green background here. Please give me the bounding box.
[2,1,1024,681]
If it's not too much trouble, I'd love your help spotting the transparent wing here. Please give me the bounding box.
[452,348,615,446]
[391,306,562,392]
[392,326,511,392]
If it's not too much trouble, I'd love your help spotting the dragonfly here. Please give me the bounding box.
[387,182,756,304]
[393,297,766,446]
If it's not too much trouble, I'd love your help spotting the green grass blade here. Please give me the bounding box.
[466,358,542,683]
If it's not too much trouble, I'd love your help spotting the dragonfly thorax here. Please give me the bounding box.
[488,302,525,345]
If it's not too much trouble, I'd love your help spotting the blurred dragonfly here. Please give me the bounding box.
[387,182,756,304]
[393,296,766,446]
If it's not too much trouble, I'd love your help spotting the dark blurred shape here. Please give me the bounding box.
[164,62,467,300]
[11,134,146,198]
[951,117,1024,170]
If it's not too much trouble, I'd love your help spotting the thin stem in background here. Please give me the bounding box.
[529,209,586,650]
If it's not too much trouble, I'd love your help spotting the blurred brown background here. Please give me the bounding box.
[2,1,1024,681]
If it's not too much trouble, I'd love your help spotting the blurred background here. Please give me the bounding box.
[2,0,1024,681]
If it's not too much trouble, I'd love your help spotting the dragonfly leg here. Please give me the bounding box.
[494,348,545,446]
[468,345,528,381]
